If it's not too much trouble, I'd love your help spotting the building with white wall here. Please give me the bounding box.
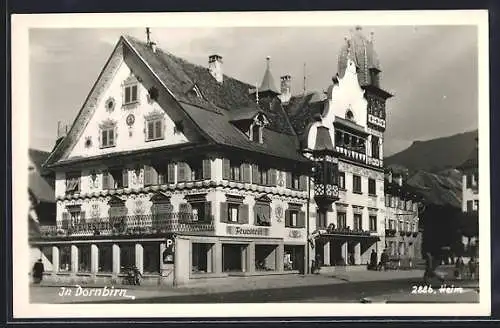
[32,26,397,286]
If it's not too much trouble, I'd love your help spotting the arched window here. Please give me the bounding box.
[345,110,354,121]
[252,124,261,143]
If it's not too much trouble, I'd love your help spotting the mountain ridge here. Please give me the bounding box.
[384,129,478,174]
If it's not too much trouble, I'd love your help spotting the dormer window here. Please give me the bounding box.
[188,85,203,99]
[248,112,268,144]
[251,125,261,143]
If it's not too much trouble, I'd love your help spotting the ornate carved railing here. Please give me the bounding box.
[38,213,214,238]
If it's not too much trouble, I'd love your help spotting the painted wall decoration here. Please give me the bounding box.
[126,114,135,126]
[105,97,116,112]
[84,136,92,148]
[275,205,283,222]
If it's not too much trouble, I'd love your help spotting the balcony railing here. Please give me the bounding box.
[325,225,372,236]
[38,213,214,238]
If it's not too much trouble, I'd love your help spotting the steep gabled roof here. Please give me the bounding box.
[285,92,326,138]
[45,35,307,166]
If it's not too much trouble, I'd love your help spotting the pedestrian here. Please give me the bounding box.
[133,265,142,285]
[454,256,464,279]
[32,259,44,284]
[314,253,322,273]
[379,249,388,271]
[370,249,377,270]
[468,256,478,280]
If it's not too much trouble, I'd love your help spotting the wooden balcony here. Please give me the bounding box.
[37,213,215,238]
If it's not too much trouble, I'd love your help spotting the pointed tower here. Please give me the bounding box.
[258,56,280,98]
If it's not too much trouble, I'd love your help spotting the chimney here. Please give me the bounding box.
[55,121,68,149]
[279,75,292,103]
[208,54,223,83]
[150,41,157,53]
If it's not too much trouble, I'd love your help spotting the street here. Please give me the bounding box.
[30,270,479,304]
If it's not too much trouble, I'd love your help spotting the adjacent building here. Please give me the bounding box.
[32,26,395,286]
[28,149,56,270]
[457,136,479,257]
[383,169,422,265]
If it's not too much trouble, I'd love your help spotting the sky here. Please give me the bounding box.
[29,25,478,156]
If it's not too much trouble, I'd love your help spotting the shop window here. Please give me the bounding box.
[368,178,376,196]
[192,243,214,273]
[284,245,304,272]
[337,212,347,229]
[222,244,245,272]
[98,244,113,273]
[143,242,160,274]
[369,215,377,232]
[255,245,277,271]
[65,172,81,194]
[353,175,362,194]
[59,245,71,272]
[353,214,362,231]
[78,245,91,273]
[120,244,136,273]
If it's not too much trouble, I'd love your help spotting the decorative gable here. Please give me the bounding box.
[63,40,192,160]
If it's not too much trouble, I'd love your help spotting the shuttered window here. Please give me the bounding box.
[353,175,362,193]
[241,164,251,183]
[202,159,211,180]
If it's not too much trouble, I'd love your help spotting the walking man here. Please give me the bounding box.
[32,259,44,284]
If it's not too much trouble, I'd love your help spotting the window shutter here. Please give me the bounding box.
[204,202,212,222]
[179,202,191,222]
[177,162,186,182]
[167,163,176,183]
[122,169,129,188]
[241,163,251,183]
[222,158,230,180]
[102,172,109,190]
[298,211,306,228]
[269,169,277,186]
[252,164,259,184]
[220,202,228,223]
[239,204,249,224]
[80,211,86,225]
[284,209,291,227]
[185,163,193,181]
[203,159,211,180]
[299,175,308,191]
[286,172,292,188]
[62,212,69,229]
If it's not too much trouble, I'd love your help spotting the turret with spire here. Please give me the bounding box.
[257,56,280,98]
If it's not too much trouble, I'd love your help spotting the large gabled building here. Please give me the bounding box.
[33,26,394,286]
